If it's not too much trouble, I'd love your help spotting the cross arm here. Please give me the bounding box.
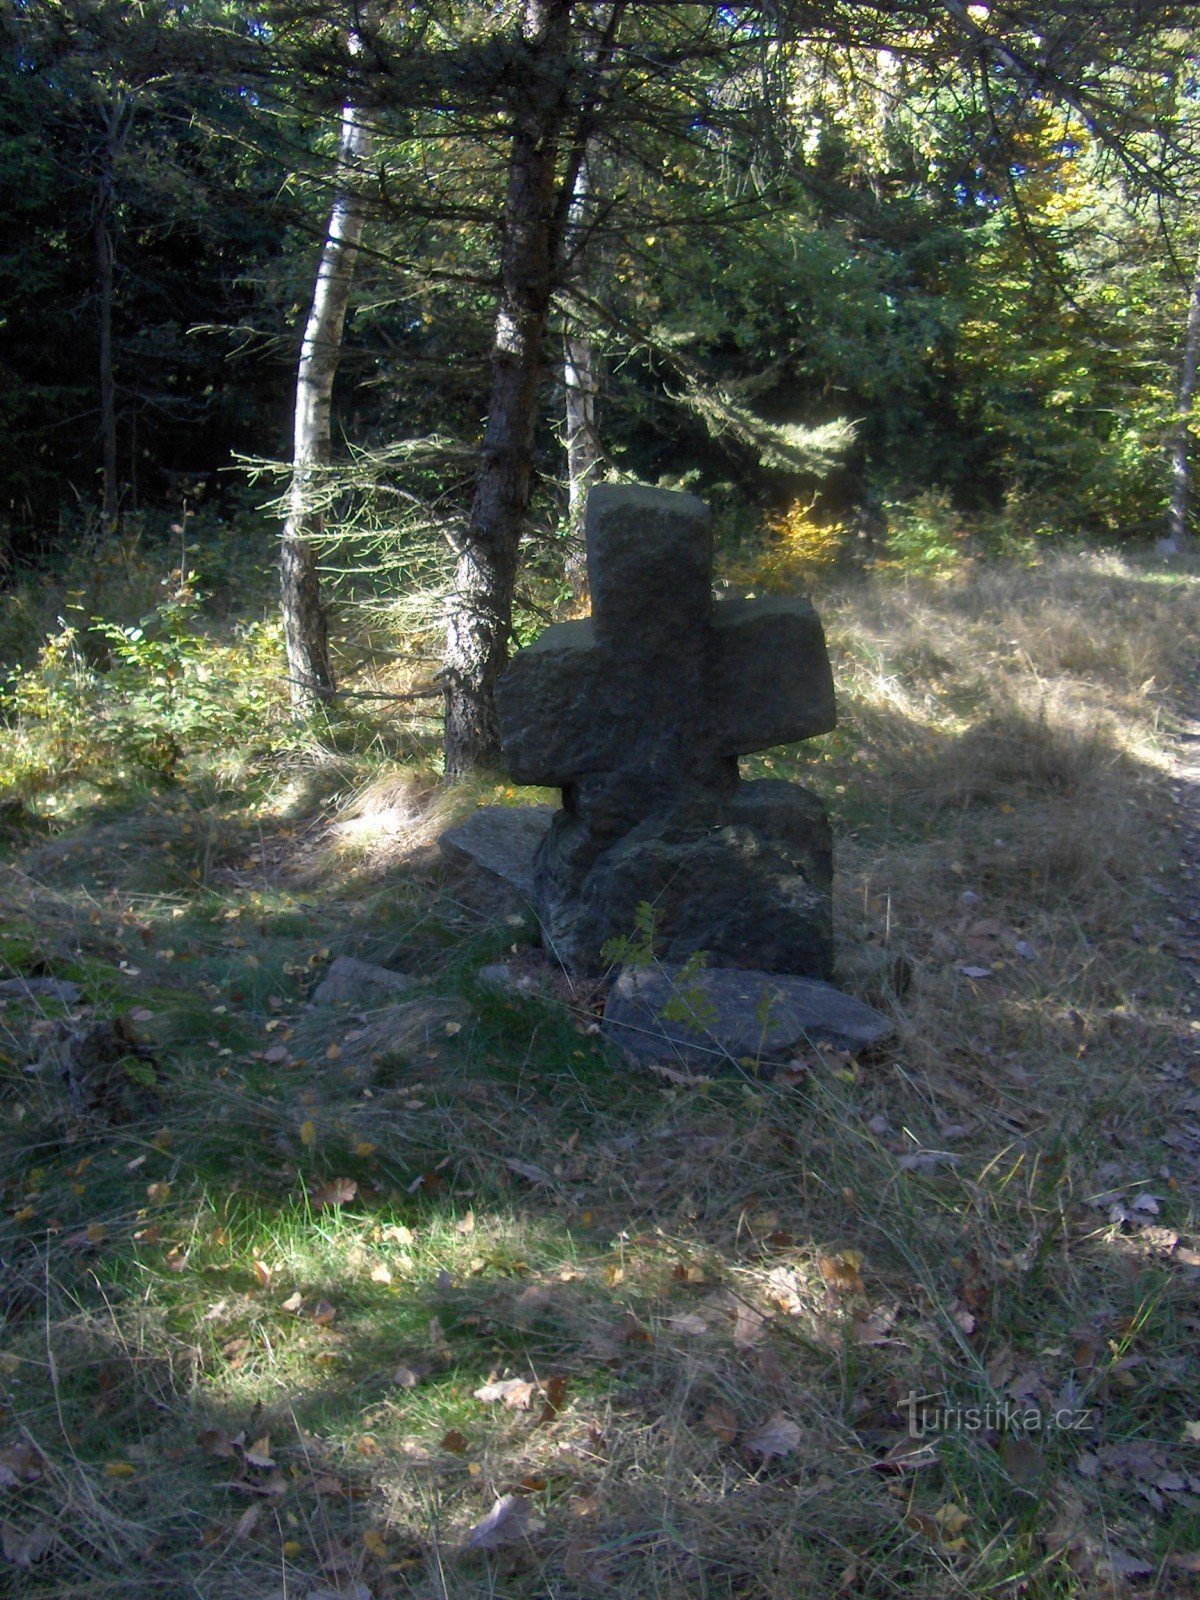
[708,596,836,756]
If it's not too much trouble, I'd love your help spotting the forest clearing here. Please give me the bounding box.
[4,2,1200,1596]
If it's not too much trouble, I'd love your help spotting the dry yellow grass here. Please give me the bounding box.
[0,545,1197,1598]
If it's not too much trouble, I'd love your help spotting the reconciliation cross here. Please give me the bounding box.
[496,484,836,833]
[494,485,839,976]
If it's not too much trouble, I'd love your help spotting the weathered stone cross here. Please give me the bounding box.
[494,485,839,976]
[496,484,835,824]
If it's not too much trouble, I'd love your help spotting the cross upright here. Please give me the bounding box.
[495,484,836,834]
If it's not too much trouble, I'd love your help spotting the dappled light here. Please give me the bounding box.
[2,547,1199,1597]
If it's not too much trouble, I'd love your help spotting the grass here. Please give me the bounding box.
[0,538,1198,1596]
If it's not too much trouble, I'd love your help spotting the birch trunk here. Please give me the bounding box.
[1165,238,1200,553]
[442,0,573,777]
[281,69,373,711]
[563,328,600,598]
[562,154,600,600]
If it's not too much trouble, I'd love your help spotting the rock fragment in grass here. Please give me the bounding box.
[602,962,893,1069]
[0,975,81,1004]
[312,956,416,1006]
[439,805,555,903]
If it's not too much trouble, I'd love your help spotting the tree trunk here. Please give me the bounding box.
[563,328,600,598]
[94,96,130,536]
[442,0,574,778]
[1165,237,1200,553]
[281,60,374,712]
[562,152,600,601]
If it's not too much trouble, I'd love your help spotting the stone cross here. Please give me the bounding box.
[496,485,835,821]
[494,484,838,975]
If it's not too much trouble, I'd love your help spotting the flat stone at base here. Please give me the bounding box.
[603,962,894,1068]
[439,805,555,902]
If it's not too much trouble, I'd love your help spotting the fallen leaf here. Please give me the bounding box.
[703,1404,738,1445]
[474,1378,536,1409]
[905,1510,939,1541]
[744,1412,801,1459]
[933,1502,970,1535]
[818,1250,865,1296]
[669,1312,708,1336]
[312,1177,357,1209]
[300,1120,316,1148]
[499,1157,551,1185]
[541,1374,568,1415]
[671,1262,704,1284]
[441,1430,468,1455]
[104,1461,136,1477]
[731,1301,768,1347]
[1,1521,54,1567]
[765,1265,803,1315]
[897,1150,962,1175]
[196,1429,238,1459]
[369,1263,392,1285]
[467,1494,532,1550]
[0,1445,44,1486]
[281,1291,303,1312]
[851,1307,896,1345]
[620,1312,653,1346]
[244,1435,275,1469]
[233,1503,261,1540]
[875,1436,939,1473]
[1101,1548,1154,1580]
[252,1259,272,1288]
[312,1300,337,1326]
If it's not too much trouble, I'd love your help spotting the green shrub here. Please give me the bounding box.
[2,574,287,793]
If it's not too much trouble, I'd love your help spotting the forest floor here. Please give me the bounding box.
[1,541,1200,1599]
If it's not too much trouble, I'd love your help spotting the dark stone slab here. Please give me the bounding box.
[439,805,555,902]
[602,962,894,1067]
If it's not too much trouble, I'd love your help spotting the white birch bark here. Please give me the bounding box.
[562,155,601,600]
[281,49,374,710]
[1164,237,1200,553]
